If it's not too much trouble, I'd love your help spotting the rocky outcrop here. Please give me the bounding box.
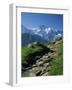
[22,39,63,77]
[22,50,53,77]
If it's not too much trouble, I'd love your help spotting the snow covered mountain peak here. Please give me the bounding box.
[22,25,63,42]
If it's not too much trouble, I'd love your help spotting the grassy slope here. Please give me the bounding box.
[48,39,63,75]
[22,39,63,75]
[22,43,48,67]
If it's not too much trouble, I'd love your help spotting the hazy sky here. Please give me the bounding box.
[21,12,63,31]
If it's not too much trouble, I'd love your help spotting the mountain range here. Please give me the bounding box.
[22,25,63,47]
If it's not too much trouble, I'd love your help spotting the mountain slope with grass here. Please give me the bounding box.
[21,38,63,77]
[22,33,48,47]
[48,38,63,75]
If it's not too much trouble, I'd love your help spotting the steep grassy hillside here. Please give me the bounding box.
[21,39,63,77]
[48,39,63,75]
[22,42,51,68]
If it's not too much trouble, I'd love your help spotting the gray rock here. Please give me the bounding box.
[42,72,49,76]
[36,61,43,66]
[36,70,42,76]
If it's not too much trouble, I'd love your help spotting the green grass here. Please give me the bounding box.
[22,39,63,75]
[22,43,48,67]
[49,40,63,75]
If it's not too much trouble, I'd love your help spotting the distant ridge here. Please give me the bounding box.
[22,25,63,47]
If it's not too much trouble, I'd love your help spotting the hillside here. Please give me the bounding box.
[21,38,63,77]
[22,33,47,47]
